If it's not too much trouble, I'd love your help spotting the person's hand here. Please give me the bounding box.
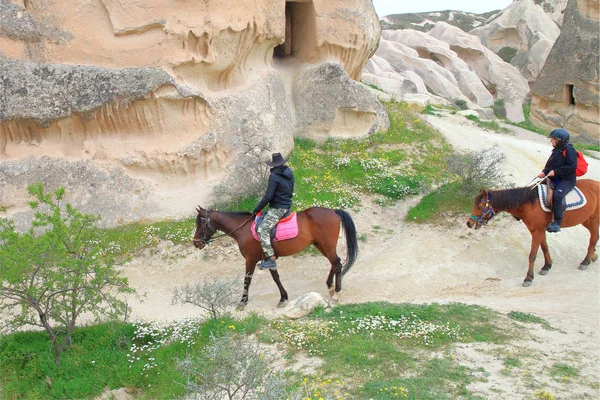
[537,172,545,178]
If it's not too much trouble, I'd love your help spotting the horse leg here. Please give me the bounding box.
[268,269,289,308]
[523,232,544,287]
[315,243,343,302]
[538,236,553,275]
[237,259,257,311]
[579,222,599,270]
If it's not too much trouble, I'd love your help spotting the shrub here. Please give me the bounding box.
[497,47,518,63]
[493,99,507,119]
[172,277,242,320]
[454,99,468,110]
[176,332,292,400]
[446,146,507,192]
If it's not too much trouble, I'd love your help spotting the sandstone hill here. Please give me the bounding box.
[379,9,500,33]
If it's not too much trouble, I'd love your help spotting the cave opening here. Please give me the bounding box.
[565,84,575,106]
[273,0,315,60]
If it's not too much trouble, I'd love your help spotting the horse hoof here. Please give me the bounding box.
[328,288,335,297]
[539,265,551,275]
[592,254,599,262]
[579,264,589,271]
[236,304,246,311]
[522,281,532,287]
[277,301,288,308]
[330,290,342,304]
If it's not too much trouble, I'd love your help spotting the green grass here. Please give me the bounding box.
[550,363,579,378]
[406,182,475,223]
[285,100,453,210]
[0,316,267,399]
[466,114,510,134]
[0,303,512,399]
[504,356,522,369]
[98,217,194,258]
[286,302,508,399]
[508,311,553,330]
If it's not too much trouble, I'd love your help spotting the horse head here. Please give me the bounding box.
[467,189,496,230]
[193,206,216,249]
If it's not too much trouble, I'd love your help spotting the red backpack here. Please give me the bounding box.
[563,146,588,177]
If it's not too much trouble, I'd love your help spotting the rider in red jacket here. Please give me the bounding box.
[537,128,577,233]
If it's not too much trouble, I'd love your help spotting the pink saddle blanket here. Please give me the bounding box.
[251,212,299,242]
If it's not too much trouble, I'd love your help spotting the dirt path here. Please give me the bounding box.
[122,112,600,399]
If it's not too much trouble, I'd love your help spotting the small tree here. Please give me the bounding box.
[0,183,135,363]
[172,277,241,320]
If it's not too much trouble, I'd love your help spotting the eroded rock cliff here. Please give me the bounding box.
[530,0,599,143]
[0,0,387,227]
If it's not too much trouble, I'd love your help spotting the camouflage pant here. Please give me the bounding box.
[257,208,288,258]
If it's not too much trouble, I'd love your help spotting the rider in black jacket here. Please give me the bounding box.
[537,128,577,232]
[253,153,294,269]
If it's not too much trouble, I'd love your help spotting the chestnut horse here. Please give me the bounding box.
[466,179,599,286]
[193,206,358,309]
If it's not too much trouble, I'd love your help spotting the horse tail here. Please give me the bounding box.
[335,209,358,276]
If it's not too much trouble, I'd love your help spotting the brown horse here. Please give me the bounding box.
[466,179,599,286]
[193,206,358,309]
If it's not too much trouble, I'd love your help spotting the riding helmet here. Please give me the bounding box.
[548,128,570,141]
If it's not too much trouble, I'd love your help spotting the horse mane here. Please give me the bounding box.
[477,186,539,210]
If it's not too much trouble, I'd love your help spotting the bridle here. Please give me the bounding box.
[193,209,254,247]
[193,209,218,247]
[469,193,496,228]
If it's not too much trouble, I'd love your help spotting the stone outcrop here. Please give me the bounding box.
[363,23,530,121]
[282,292,327,319]
[429,23,530,122]
[294,63,387,139]
[470,0,564,83]
[530,0,599,143]
[0,0,387,227]
[537,0,570,26]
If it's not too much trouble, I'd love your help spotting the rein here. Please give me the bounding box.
[196,210,254,245]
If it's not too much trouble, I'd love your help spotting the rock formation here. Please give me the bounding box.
[470,0,565,84]
[379,9,499,32]
[0,0,387,227]
[529,0,599,143]
[362,23,530,121]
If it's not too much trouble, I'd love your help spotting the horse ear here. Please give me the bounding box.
[480,188,487,196]
[196,205,203,214]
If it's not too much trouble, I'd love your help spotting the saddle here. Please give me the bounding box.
[251,211,299,242]
[538,184,587,213]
